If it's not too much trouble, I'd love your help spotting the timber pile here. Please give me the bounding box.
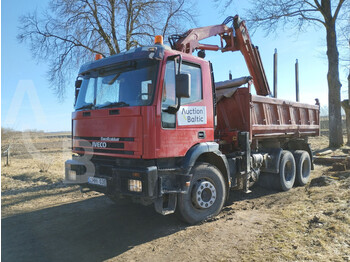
[315,150,333,156]
[314,151,350,171]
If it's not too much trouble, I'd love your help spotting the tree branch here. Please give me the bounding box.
[333,0,345,22]
[85,0,116,55]
[18,0,197,98]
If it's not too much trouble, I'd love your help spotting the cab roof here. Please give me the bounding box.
[79,45,168,75]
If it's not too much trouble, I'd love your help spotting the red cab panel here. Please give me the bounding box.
[72,107,143,158]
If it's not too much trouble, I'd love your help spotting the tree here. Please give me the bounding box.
[221,0,348,148]
[18,0,197,100]
[340,38,350,145]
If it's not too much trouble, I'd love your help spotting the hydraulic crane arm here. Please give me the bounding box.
[169,15,271,96]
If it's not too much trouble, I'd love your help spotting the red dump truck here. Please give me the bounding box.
[65,15,320,224]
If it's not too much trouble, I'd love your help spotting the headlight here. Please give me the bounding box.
[128,179,142,192]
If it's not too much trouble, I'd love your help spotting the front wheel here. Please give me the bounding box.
[177,163,226,224]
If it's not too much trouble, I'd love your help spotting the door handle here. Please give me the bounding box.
[198,131,206,139]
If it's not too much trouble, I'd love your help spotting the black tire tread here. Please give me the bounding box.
[293,150,311,186]
[177,162,226,224]
[279,150,296,191]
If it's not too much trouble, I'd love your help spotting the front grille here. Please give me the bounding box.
[78,141,124,149]
[73,136,135,156]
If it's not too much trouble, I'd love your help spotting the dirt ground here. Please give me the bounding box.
[1,132,350,262]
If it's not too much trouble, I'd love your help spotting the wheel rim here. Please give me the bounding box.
[301,159,309,179]
[191,179,216,209]
[284,161,294,181]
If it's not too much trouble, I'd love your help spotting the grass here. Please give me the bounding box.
[241,171,350,262]
[1,130,78,217]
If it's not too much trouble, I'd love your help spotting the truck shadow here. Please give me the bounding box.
[227,184,280,205]
[2,184,286,262]
[2,196,187,262]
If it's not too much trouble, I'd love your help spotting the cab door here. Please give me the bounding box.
[157,56,214,158]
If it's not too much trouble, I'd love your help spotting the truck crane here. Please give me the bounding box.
[169,15,270,96]
[65,15,320,224]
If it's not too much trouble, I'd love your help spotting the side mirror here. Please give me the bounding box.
[75,79,82,104]
[75,79,82,89]
[176,73,191,98]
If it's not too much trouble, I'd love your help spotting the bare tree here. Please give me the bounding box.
[340,35,350,145]
[18,0,197,100]
[220,0,348,148]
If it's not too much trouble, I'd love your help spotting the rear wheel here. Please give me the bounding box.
[293,150,311,186]
[177,163,226,224]
[279,151,296,191]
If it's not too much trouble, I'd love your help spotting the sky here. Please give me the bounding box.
[1,0,349,132]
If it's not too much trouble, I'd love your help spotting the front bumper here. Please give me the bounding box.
[64,157,191,199]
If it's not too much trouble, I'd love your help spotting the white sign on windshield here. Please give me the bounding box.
[177,106,207,126]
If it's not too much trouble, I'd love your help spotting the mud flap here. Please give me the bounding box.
[154,193,177,215]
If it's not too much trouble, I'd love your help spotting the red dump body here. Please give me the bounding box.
[215,86,320,149]
[172,14,319,149]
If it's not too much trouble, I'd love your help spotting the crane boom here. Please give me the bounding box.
[169,15,271,96]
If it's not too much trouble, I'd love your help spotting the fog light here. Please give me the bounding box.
[128,179,142,192]
[67,170,77,181]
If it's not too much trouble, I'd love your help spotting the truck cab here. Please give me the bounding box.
[66,42,227,222]
[72,44,215,159]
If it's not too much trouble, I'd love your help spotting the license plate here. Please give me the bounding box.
[88,177,107,187]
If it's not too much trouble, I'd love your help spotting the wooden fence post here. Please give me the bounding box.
[7,146,10,166]
[3,145,11,166]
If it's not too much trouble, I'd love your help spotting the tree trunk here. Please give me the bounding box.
[348,70,350,101]
[345,72,350,145]
[326,22,343,148]
[341,100,350,145]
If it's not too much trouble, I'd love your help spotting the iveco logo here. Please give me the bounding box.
[92,141,107,148]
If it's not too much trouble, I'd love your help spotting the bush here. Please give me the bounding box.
[35,157,52,173]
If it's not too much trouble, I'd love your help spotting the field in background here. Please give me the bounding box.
[1,129,350,261]
[320,116,347,136]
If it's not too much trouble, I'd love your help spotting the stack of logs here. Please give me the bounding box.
[314,149,350,171]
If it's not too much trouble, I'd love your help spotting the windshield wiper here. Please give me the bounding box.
[76,103,94,111]
[97,101,129,109]
[108,72,121,85]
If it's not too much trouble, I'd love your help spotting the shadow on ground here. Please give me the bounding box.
[226,177,280,206]
[2,179,283,262]
[2,196,186,262]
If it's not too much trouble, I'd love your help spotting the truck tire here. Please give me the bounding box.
[293,150,311,186]
[279,150,296,191]
[177,162,226,224]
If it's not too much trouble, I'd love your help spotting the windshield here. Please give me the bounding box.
[75,59,158,110]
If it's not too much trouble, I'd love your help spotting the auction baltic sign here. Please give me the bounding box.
[177,106,207,126]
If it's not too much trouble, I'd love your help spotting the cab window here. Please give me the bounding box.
[161,60,176,128]
[181,63,202,105]
[161,60,203,128]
